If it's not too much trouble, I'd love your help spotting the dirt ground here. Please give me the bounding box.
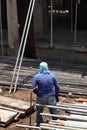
[0,89,37,130]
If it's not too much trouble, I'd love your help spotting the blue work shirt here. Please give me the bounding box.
[32,73,60,97]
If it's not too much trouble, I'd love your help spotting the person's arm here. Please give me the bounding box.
[54,76,60,102]
[32,76,38,94]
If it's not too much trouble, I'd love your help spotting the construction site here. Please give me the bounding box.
[0,0,87,130]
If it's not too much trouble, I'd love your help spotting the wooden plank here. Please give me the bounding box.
[0,108,18,126]
[0,95,34,112]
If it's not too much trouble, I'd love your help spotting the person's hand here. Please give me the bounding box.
[55,95,59,102]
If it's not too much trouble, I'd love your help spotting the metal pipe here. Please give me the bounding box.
[36,104,87,113]
[50,0,53,48]
[71,0,73,34]
[16,123,83,130]
[16,124,39,129]
[40,113,87,122]
[53,120,87,129]
[29,91,32,127]
[14,0,36,92]
[57,102,87,110]
[0,0,3,56]
[40,123,86,130]
[74,0,78,43]
[9,0,33,93]
[69,111,87,116]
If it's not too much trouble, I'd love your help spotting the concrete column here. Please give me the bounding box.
[7,0,19,55]
[34,0,48,34]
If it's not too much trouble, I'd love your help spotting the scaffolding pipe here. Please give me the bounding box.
[40,113,87,122]
[9,0,34,93]
[14,0,36,92]
[69,111,87,116]
[36,104,87,113]
[0,0,3,56]
[50,0,53,48]
[57,102,87,110]
[29,91,32,127]
[40,123,86,130]
[71,0,73,34]
[51,120,87,129]
[16,124,39,129]
[16,123,83,130]
[74,0,78,43]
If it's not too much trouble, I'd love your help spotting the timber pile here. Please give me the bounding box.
[0,108,18,127]
[0,95,34,126]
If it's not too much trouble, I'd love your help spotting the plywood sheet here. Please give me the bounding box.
[0,95,33,112]
[0,108,18,126]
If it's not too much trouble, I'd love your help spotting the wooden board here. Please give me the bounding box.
[0,108,18,126]
[0,95,32,111]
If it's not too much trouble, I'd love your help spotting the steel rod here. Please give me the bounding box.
[40,113,87,122]
[40,123,86,130]
[74,0,78,43]
[36,103,87,113]
[53,120,87,129]
[29,91,32,127]
[69,111,87,116]
[16,124,39,129]
[14,0,36,92]
[9,0,33,93]
[57,102,87,110]
[16,123,83,130]
[71,0,73,34]
[50,0,53,48]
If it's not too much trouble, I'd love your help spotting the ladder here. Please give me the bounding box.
[9,0,36,93]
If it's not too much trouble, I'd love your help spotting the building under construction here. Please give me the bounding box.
[0,1,87,129]
[0,0,87,64]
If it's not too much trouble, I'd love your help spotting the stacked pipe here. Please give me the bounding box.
[36,102,87,129]
[16,100,87,129]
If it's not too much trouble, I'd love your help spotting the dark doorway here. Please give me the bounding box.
[17,0,36,58]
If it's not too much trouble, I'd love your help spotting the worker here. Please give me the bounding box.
[32,62,60,126]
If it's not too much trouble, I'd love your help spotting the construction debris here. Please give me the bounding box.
[0,95,34,126]
[0,95,33,113]
[16,99,87,130]
[0,57,87,129]
[0,108,18,126]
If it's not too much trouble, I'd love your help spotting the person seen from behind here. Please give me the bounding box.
[32,62,60,126]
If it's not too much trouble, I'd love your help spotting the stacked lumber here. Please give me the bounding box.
[0,95,34,126]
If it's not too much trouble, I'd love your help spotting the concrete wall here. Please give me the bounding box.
[36,47,87,64]
[34,0,48,34]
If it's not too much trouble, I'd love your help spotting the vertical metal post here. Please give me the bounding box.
[29,91,32,130]
[71,0,73,34]
[50,0,53,48]
[0,0,3,56]
[74,0,78,43]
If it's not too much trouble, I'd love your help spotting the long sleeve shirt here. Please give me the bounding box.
[32,73,60,97]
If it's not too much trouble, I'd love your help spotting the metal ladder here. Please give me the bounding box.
[9,0,36,93]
